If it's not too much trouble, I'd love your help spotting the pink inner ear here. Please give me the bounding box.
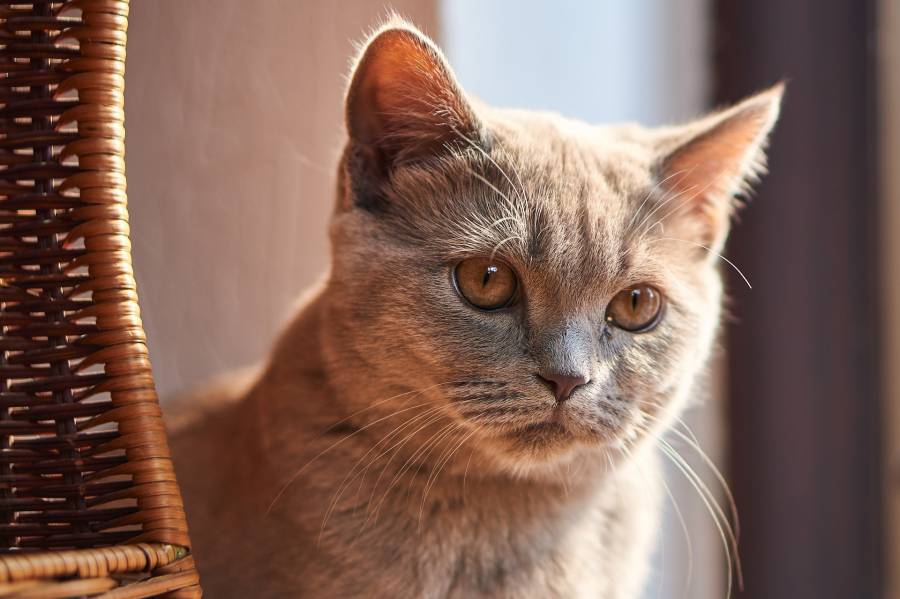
[661,133,749,244]
[346,27,480,168]
[657,90,781,247]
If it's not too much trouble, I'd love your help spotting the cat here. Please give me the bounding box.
[168,18,782,598]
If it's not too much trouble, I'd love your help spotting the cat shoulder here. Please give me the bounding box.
[163,364,261,434]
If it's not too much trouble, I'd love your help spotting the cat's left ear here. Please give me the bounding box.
[653,84,784,251]
[344,21,484,178]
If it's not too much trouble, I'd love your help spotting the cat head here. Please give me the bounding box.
[321,20,781,475]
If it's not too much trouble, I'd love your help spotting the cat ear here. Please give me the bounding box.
[344,21,484,176]
[653,84,784,251]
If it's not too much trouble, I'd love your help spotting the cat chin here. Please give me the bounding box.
[461,409,658,482]
[482,442,609,482]
[471,426,616,480]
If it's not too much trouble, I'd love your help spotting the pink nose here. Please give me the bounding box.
[537,372,590,402]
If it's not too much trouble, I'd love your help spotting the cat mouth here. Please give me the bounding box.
[503,405,621,448]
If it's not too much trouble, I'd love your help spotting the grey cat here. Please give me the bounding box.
[169,18,782,598]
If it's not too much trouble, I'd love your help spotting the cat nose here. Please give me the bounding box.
[536,371,590,402]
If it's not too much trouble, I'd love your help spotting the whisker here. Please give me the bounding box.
[621,435,694,599]
[266,397,443,516]
[650,236,752,289]
[359,406,465,519]
[418,427,478,527]
[466,169,521,216]
[462,440,477,498]
[636,170,728,246]
[634,182,703,238]
[627,167,696,231]
[453,125,529,207]
[269,380,474,516]
[656,436,742,596]
[490,235,526,259]
[367,420,462,528]
[324,381,457,433]
[641,407,741,544]
[358,396,488,530]
[322,403,454,532]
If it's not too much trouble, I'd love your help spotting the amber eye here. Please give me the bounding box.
[605,285,664,332]
[453,258,518,311]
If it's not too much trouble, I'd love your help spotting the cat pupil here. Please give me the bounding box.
[631,289,640,311]
[482,265,497,287]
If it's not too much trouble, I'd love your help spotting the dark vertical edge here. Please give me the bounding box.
[714,1,882,598]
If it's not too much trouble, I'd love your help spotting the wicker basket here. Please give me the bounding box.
[0,1,201,596]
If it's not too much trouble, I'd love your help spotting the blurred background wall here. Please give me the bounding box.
[124,2,894,598]
[715,2,882,597]
[125,1,437,399]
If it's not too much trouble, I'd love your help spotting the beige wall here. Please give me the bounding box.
[124,1,437,398]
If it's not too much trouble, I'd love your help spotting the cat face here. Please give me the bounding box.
[323,21,781,473]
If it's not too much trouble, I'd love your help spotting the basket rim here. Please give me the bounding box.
[0,542,191,583]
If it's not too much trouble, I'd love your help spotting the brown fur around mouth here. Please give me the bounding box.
[509,420,571,443]
[168,16,782,599]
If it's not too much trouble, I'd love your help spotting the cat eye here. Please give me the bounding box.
[453,258,518,311]
[605,285,664,332]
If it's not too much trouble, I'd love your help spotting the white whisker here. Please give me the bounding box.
[651,236,752,289]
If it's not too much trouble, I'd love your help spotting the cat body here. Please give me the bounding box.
[172,291,659,598]
[170,19,781,598]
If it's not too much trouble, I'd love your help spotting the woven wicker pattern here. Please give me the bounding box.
[0,544,196,598]
[0,0,200,596]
